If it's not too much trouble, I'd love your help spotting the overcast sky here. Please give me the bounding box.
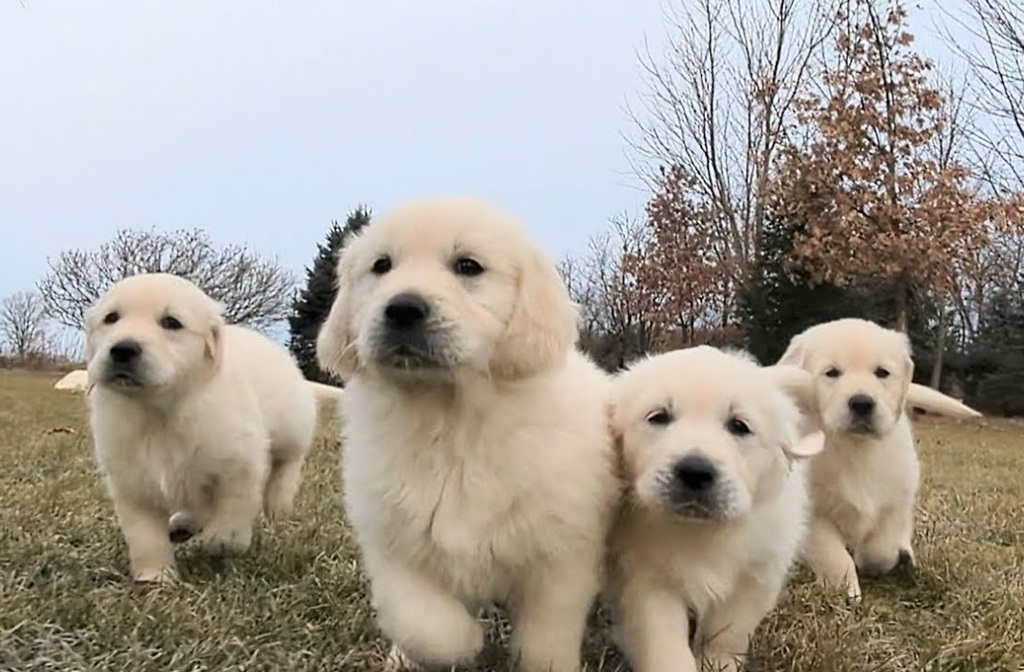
[0,0,966,314]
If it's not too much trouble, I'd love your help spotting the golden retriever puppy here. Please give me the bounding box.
[86,273,317,583]
[606,346,824,672]
[777,317,980,600]
[315,197,619,672]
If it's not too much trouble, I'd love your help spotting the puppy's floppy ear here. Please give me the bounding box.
[316,243,360,382]
[203,300,226,369]
[776,332,808,368]
[781,429,825,459]
[82,301,103,363]
[490,245,579,379]
[764,364,816,417]
[606,395,633,488]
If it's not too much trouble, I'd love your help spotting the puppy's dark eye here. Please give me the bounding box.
[102,311,120,325]
[453,257,485,277]
[874,367,890,379]
[824,367,842,379]
[160,315,184,331]
[371,255,392,275]
[645,408,673,426]
[726,417,752,437]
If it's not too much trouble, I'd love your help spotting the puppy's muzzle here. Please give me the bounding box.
[846,393,876,432]
[104,338,145,386]
[662,453,726,519]
[374,292,445,369]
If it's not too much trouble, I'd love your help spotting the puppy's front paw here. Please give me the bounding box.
[132,565,178,584]
[197,524,253,554]
[263,498,294,522]
[384,645,426,672]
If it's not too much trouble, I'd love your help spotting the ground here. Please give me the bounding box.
[1,370,1022,672]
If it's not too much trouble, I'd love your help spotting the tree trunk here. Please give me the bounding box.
[930,309,947,390]
[895,283,909,334]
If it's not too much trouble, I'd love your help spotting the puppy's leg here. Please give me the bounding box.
[615,577,698,672]
[263,454,306,520]
[803,515,861,600]
[197,457,266,554]
[367,554,483,667]
[699,573,784,672]
[508,559,599,672]
[855,500,915,577]
[111,494,176,583]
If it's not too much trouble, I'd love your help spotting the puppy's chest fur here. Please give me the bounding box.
[343,388,609,600]
[93,398,262,516]
[618,510,787,617]
[809,421,920,542]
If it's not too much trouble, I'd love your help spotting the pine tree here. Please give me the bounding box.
[964,287,1024,414]
[287,206,371,384]
[738,213,866,364]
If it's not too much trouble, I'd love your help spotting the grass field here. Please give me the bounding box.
[2,370,1023,671]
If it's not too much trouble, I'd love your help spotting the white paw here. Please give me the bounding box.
[198,524,253,554]
[384,644,426,672]
[132,565,178,584]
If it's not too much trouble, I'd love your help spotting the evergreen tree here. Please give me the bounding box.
[288,206,371,384]
[964,287,1024,414]
[738,213,866,364]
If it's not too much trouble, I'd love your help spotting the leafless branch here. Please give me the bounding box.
[0,291,48,359]
[624,0,839,279]
[37,228,297,331]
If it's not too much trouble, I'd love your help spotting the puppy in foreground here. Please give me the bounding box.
[778,318,981,600]
[606,346,824,672]
[316,198,619,672]
[86,273,317,582]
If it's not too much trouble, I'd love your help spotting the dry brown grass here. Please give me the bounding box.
[1,370,1022,671]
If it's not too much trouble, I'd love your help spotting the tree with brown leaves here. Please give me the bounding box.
[628,0,837,288]
[772,0,988,333]
[628,165,734,341]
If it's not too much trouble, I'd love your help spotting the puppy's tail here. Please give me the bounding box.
[906,383,982,419]
[307,381,344,402]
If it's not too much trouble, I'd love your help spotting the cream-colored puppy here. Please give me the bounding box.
[86,273,317,583]
[778,317,981,600]
[316,198,619,672]
[607,346,824,672]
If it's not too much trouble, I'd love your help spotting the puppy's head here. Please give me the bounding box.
[609,346,823,523]
[778,318,913,438]
[315,197,578,384]
[84,273,223,396]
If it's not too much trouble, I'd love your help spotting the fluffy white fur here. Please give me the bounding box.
[606,346,824,672]
[86,273,317,583]
[316,197,619,672]
[778,317,980,600]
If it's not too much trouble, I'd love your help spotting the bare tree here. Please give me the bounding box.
[944,0,1024,188]
[626,0,838,294]
[37,228,297,331]
[558,214,661,369]
[0,291,48,360]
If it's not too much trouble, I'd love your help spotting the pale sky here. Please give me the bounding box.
[0,0,968,313]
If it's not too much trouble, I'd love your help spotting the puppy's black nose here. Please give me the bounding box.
[672,455,717,492]
[109,339,142,364]
[384,293,430,330]
[848,394,876,417]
